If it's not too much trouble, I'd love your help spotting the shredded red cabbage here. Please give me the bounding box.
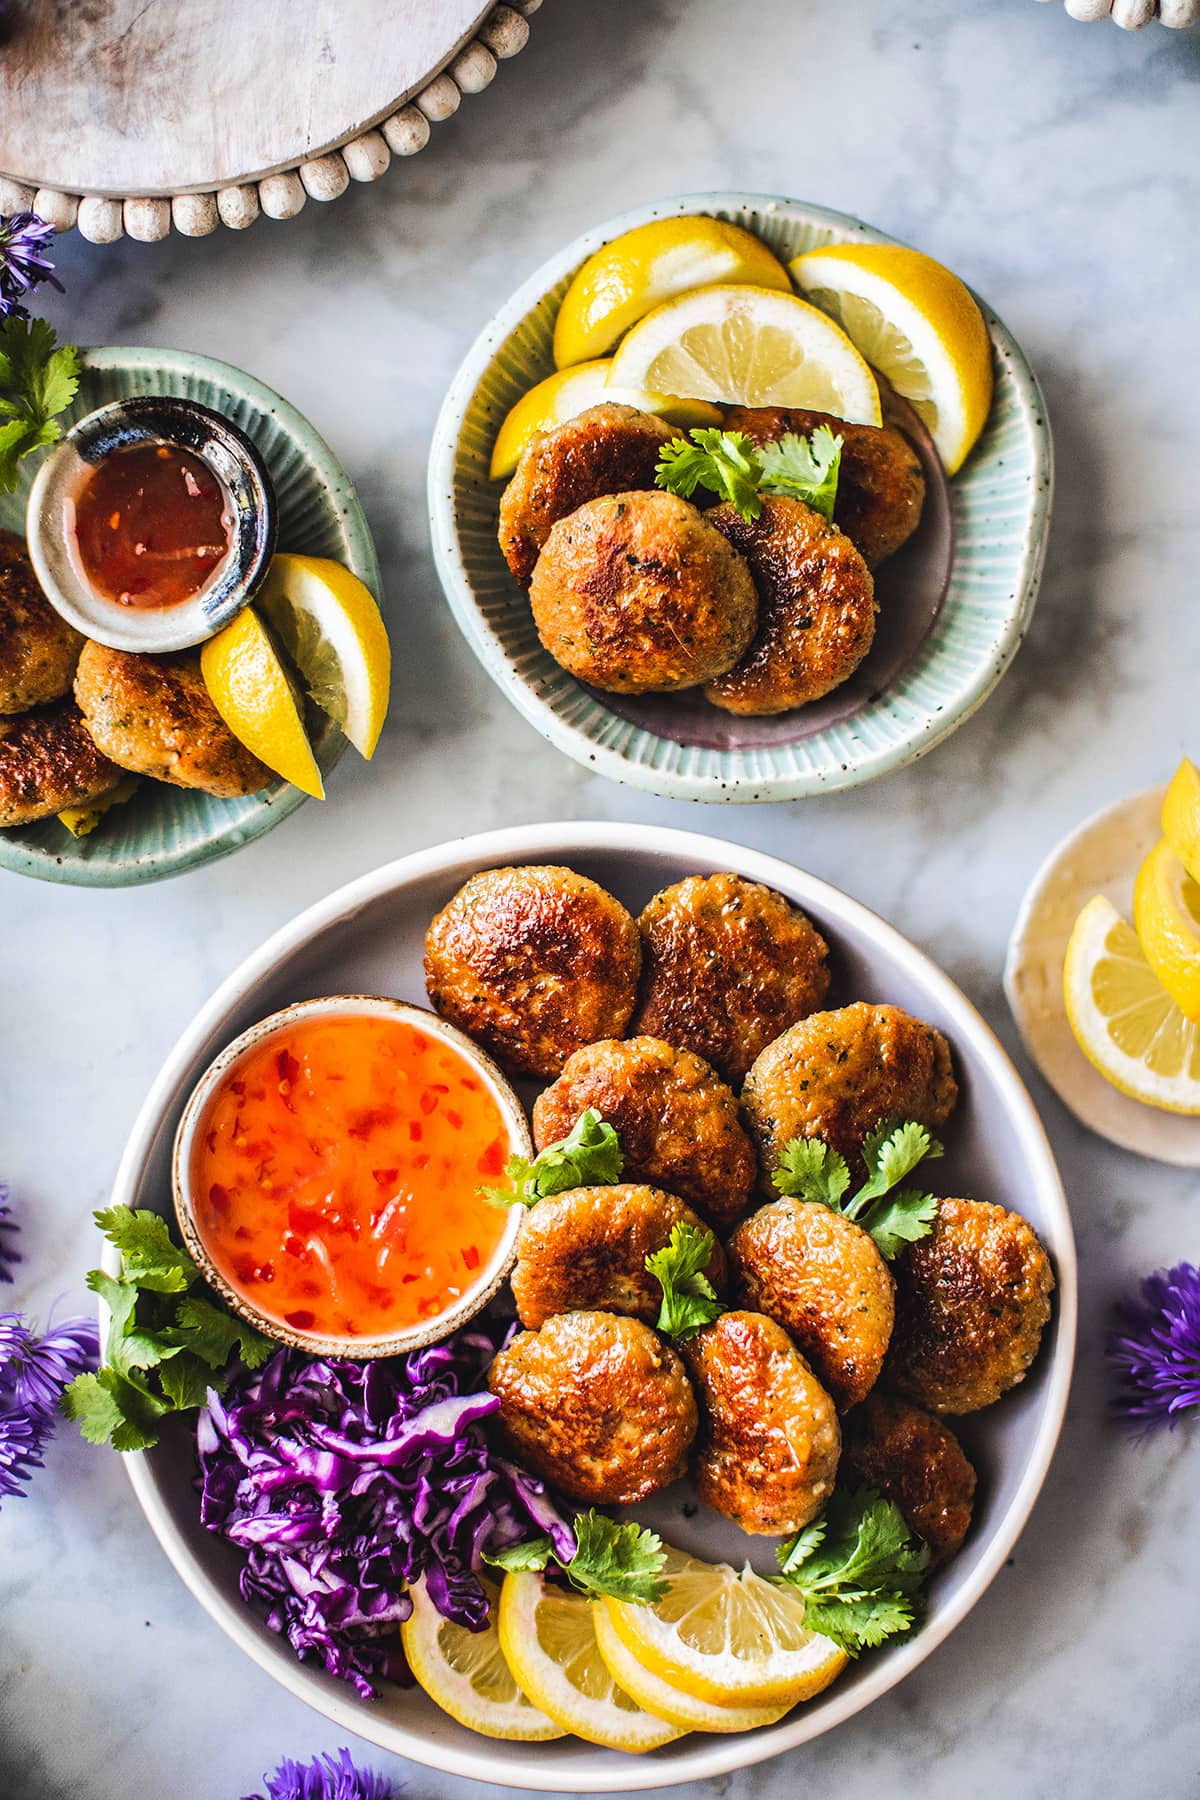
[198,1325,574,1697]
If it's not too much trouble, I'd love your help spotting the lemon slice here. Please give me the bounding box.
[489,360,722,479]
[1133,838,1200,1023]
[200,605,324,798]
[401,1576,565,1742]
[554,216,792,368]
[601,1547,846,1710]
[790,243,993,473]
[1163,758,1200,881]
[255,553,390,761]
[608,284,882,423]
[1063,895,1200,1115]
[497,1571,685,1751]
[58,773,138,839]
[592,1603,794,1734]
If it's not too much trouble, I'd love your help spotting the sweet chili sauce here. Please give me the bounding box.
[73,442,233,609]
[190,1012,513,1342]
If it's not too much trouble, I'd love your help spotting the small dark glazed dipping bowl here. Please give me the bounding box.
[27,394,277,653]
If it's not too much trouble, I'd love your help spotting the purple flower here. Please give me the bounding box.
[246,1747,404,1800]
[0,1183,19,1283]
[0,212,62,321]
[1107,1262,1200,1430]
[0,1307,99,1505]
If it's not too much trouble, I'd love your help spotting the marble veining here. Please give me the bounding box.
[2,2,1199,1796]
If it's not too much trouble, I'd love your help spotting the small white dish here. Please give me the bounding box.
[172,993,530,1357]
[1005,785,1200,1166]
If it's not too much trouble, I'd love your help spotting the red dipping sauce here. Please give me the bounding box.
[73,441,233,609]
[189,1012,514,1343]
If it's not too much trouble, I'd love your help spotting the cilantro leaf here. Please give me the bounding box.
[645,1221,724,1342]
[757,425,843,521]
[481,1109,623,1208]
[863,1187,941,1262]
[483,1511,669,1604]
[775,1486,929,1656]
[482,1535,556,1574]
[62,1366,165,1453]
[772,1137,852,1209]
[157,1355,220,1413]
[655,429,764,520]
[165,1295,273,1371]
[93,1205,198,1286]
[851,1121,944,1211]
[0,318,80,493]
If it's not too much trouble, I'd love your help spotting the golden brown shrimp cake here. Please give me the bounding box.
[729,1199,895,1411]
[0,698,122,827]
[73,642,272,797]
[632,873,831,1085]
[424,864,641,1078]
[742,1002,957,1184]
[488,1311,697,1504]
[682,1310,840,1535]
[840,1391,976,1566]
[510,1182,727,1330]
[726,406,926,569]
[703,495,876,715]
[886,1196,1054,1415]
[0,530,85,714]
[530,489,757,694]
[532,1037,756,1232]
[498,403,676,587]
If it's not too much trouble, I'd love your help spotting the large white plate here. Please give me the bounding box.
[110,823,1075,1790]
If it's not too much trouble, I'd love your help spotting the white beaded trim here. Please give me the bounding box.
[1034,0,1197,24]
[1,0,541,243]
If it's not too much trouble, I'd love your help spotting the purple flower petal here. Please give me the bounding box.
[1107,1260,1200,1430]
[245,1744,405,1800]
[0,1307,98,1505]
[0,212,63,321]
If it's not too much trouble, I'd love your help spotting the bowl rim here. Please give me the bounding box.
[427,190,1054,803]
[107,821,1077,1792]
[170,992,531,1357]
[0,342,380,888]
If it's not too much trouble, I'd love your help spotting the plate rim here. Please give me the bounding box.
[427,190,1055,803]
[108,821,1077,1790]
[0,343,380,889]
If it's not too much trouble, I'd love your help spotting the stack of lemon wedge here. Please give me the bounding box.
[1064,759,1200,1115]
[493,214,995,478]
[401,1547,846,1749]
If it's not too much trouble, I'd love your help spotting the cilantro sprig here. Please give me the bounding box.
[484,1508,669,1605]
[772,1119,943,1260]
[645,1220,724,1342]
[0,317,80,493]
[62,1207,272,1451]
[480,1108,623,1209]
[655,423,843,524]
[775,1486,929,1655]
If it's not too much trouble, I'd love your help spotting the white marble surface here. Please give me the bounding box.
[3,2,1199,1795]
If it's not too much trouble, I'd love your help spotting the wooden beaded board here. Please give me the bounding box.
[0,0,541,242]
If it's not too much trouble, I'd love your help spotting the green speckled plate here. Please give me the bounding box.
[0,346,380,886]
[429,193,1053,803]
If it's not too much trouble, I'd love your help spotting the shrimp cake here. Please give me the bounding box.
[840,1391,976,1566]
[633,873,830,1084]
[0,699,121,827]
[704,495,876,715]
[425,864,641,1078]
[0,530,84,714]
[532,1037,756,1232]
[498,403,676,587]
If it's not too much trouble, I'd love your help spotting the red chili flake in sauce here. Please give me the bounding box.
[73,442,234,610]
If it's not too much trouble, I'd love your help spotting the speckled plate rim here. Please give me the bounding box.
[0,345,380,888]
[108,822,1076,1791]
[428,191,1054,803]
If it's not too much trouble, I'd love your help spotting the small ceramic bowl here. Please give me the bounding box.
[26,394,277,654]
[171,993,531,1358]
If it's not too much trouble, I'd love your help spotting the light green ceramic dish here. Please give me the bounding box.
[429,192,1054,803]
[0,346,380,886]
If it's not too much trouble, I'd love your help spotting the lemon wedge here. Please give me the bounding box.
[554,216,792,368]
[592,1602,795,1734]
[1063,895,1200,1115]
[497,1571,685,1751]
[601,1547,846,1710]
[790,243,993,473]
[1162,757,1200,881]
[489,360,722,479]
[401,1576,565,1742]
[255,553,389,761]
[200,605,324,799]
[58,773,139,839]
[1133,838,1200,1023]
[609,284,882,423]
